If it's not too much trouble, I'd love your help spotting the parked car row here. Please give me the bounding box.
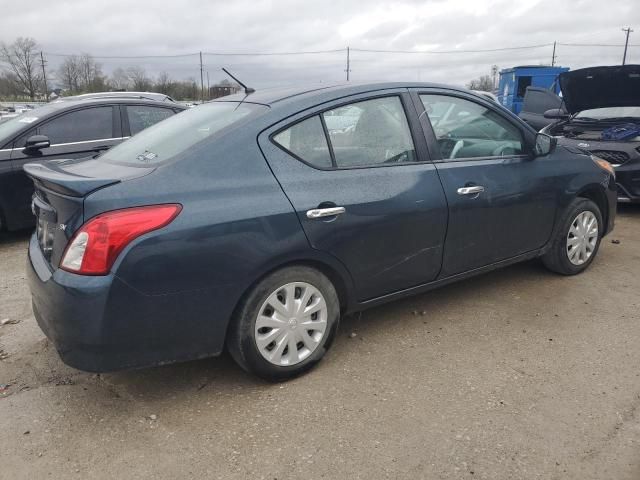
[0,95,186,231]
[19,81,616,380]
[517,65,640,204]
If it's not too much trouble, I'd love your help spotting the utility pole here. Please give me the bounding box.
[491,65,498,91]
[206,71,210,101]
[622,27,633,65]
[40,51,48,102]
[551,41,557,66]
[199,51,205,103]
[345,46,351,81]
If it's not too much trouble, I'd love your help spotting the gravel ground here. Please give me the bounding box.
[0,206,639,480]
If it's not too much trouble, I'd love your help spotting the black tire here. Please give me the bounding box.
[542,198,603,275]
[227,265,340,381]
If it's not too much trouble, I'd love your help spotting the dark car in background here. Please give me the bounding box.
[541,65,640,203]
[519,86,565,131]
[0,96,186,230]
[25,83,616,380]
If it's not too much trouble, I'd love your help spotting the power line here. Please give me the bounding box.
[558,42,639,47]
[350,44,554,54]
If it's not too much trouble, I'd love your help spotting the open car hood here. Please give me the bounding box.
[559,65,640,114]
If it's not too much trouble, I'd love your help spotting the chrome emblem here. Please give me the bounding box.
[577,142,590,148]
[59,223,67,231]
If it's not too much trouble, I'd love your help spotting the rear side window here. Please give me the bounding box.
[273,95,417,169]
[38,107,114,144]
[273,116,332,168]
[127,105,175,135]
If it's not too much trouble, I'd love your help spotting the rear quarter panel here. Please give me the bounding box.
[82,131,353,355]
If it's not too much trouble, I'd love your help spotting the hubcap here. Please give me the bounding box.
[254,282,328,366]
[566,210,599,266]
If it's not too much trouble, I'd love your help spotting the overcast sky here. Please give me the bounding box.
[2,0,639,88]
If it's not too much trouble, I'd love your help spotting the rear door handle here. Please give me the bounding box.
[306,207,346,219]
[457,186,485,196]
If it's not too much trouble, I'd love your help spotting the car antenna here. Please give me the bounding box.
[222,68,255,94]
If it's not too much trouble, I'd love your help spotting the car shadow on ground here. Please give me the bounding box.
[0,228,32,245]
[97,258,552,400]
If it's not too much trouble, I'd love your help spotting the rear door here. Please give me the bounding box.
[9,105,122,227]
[412,89,558,277]
[259,90,448,302]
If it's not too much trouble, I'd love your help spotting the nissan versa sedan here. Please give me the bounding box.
[25,82,616,380]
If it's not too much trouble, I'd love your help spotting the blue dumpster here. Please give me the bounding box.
[498,66,569,114]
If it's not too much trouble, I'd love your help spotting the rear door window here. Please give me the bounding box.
[126,105,175,135]
[38,107,114,145]
[323,96,416,167]
[273,95,417,169]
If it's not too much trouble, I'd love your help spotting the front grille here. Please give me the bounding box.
[590,150,630,165]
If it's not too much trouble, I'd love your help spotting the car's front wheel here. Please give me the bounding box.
[542,198,603,275]
[227,266,340,381]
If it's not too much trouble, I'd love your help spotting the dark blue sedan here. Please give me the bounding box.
[25,82,617,380]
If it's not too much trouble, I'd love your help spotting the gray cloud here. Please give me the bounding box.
[1,0,638,88]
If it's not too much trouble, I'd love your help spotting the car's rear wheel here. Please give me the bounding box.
[542,198,603,275]
[227,266,340,381]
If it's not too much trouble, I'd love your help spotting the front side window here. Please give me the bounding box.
[127,105,175,135]
[273,96,417,169]
[420,94,524,160]
[39,107,114,144]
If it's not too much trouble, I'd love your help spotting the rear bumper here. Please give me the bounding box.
[27,235,229,372]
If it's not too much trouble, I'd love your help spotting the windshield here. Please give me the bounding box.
[575,106,640,120]
[100,102,267,165]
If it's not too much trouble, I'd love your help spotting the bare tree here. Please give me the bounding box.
[467,75,494,92]
[127,66,152,91]
[78,53,104,92]
[155,71,173,95]
[58,55,81,93]
[0,37,42,100]
[109,67,131,90]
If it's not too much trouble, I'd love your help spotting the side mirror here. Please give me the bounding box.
[543,108,569,120]
[534,133,557,157]
[24,135,50,151]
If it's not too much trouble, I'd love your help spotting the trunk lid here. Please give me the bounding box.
[560,65,640,114]
[24,157,153,268]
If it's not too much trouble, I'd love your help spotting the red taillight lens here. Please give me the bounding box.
[60,204,182,275]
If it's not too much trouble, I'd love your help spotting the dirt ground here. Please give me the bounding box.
[0,206,639,480]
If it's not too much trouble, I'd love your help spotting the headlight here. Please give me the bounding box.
[591,155,615,177]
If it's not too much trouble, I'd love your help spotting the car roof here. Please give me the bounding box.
[58,91,176,103]
[216,81,471,109]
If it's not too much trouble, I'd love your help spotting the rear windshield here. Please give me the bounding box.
[99,102,267,165]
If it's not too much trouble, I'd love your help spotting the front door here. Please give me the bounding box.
[413,90,558,277]
[260,92,448,301]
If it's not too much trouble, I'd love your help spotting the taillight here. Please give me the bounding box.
[60,204,182,275]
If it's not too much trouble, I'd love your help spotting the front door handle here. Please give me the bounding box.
[306,207,346,219]
[457,186,485,196]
